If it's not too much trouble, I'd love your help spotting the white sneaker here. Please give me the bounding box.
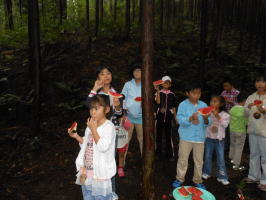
[217,178,230,185]
[112,192,119,200]
[202,174,211,180]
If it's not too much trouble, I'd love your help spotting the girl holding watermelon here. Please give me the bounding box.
[121,64,143,161]
[244,75,266,191]
[202,95,230,185]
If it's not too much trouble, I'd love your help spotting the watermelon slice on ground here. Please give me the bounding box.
[187,187,203,196]
[108,91,123,98]
[134,97,142,102]
[69,122,77,133]
[254,100,263,105]
[153,80,164,86]
[178,186,189,197]
[198,106,214,115]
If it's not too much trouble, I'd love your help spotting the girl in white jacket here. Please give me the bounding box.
[68,95,116,200]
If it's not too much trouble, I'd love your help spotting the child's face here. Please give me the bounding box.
[98,68,112,85]
[133,68,141,80]
[238,100,246,106]
[223,82,233,92]
[89,104,109,121]
[255,80,266,93]
[162,81,171,89]
[186,89,201,102]
[210,97,222,109]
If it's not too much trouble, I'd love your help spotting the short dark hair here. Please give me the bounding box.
[222,77,233,85]
[185,82,202,93]
[88,94,110,110]
[237,92,247,103]
[254,74,266,83]
[95,64,113,77]
[130,64,142,77]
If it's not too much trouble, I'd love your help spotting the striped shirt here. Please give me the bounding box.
[221,88,240,111]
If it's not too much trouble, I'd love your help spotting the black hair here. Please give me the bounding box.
[254,74,266,83]
[130,64,142,77]
[237,93,247,103]
[185,82,202,93]
[88,94,110,110]
[212,95,226,112]
[222,77,233,85]
[95,64,113,77]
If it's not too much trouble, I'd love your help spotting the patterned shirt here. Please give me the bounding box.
[84,134,94,178]
[221,88,240,111]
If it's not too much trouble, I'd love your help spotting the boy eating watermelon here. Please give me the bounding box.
[172,82,211,190]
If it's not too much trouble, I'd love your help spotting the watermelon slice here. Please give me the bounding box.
[198,106,214,115]
[134,97,142,102]
[178,186,189,197]
[153,80,164,86]
[254,100,263,105]
[187,187,203,196]
[108,91,123,98]
[192,195,203,200]
[69,121,77,133]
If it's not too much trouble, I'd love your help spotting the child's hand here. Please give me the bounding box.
[154,85,160,91]
[68,128,78,139]
[87,118,98,131]
[190,113,199,125]
[92,80,104,91]
[248,103,254,109]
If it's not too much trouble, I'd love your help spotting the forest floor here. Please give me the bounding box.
[0,36,266,200]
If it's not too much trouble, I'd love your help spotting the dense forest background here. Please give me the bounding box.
[1,0,266,199]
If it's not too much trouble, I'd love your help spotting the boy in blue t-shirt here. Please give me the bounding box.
[172,82,211,190]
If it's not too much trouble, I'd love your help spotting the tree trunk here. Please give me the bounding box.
[86,0,90,31]
[99,0,104,23]
[199,0,208,88]
[59,0,67,24]
[28,0,41,135]
[4,0,14,29]
[114,0,117,22]
[159,0,164,33]
[141,0,156,199]
[139,0,143,29]
[95,0,100,36]
[126,0,131,38]
[132,0,136,22]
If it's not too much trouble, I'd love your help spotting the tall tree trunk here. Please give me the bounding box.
[86,0,90,31]
[139,0,143,29]
[99,0,104,23]
[4,0,14,29]
[141,0,155,199]
[132,0,136,22]
[28,0,41,135]
[126,0,131,38]
[159,0,164,33]
[95,0,100,36]
[59,0,67,24]
[114,0,117,22]
[199,0,208,88]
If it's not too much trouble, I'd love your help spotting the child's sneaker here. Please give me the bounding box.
[202,174,211,180]
[118,167,125,177]
[217,178,230,185]
[233,165,246,171]
[194,183,206,190]
[172,180,182,188]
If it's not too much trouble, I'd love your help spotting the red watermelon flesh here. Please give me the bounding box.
[254,100,263,105]
[108,91,123,98]
[187,187,203,196]
[178,186,189,197]
[198,106,214,115]
[69,122,77,131]
[134,97,142,102]
[153,80,164,86]
[192,195,203,200]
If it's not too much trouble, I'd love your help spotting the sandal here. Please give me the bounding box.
[243,177,259,184]
[258,184,266,191]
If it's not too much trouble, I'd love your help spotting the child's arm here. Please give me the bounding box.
[154,86,160,104]
[219,113,230,128]
[177,104,192,126]
[68,129,84,144]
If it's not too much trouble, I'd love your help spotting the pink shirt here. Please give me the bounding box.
[206,111,230,140]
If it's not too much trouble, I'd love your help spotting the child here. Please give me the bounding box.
[244,75,266,192]
[122,64,143,159]
[220,77,240,112]
[229,93,247,171]
[69,95,116,200]
[172,82,211,190]
[86,65,122,198]
[202,95,230,185]
[154,76,176,161]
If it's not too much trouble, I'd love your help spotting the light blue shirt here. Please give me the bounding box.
[177,99,211,142]
[122,79,142,124]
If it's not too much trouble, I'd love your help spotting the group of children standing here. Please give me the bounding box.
[67,63,266,200]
